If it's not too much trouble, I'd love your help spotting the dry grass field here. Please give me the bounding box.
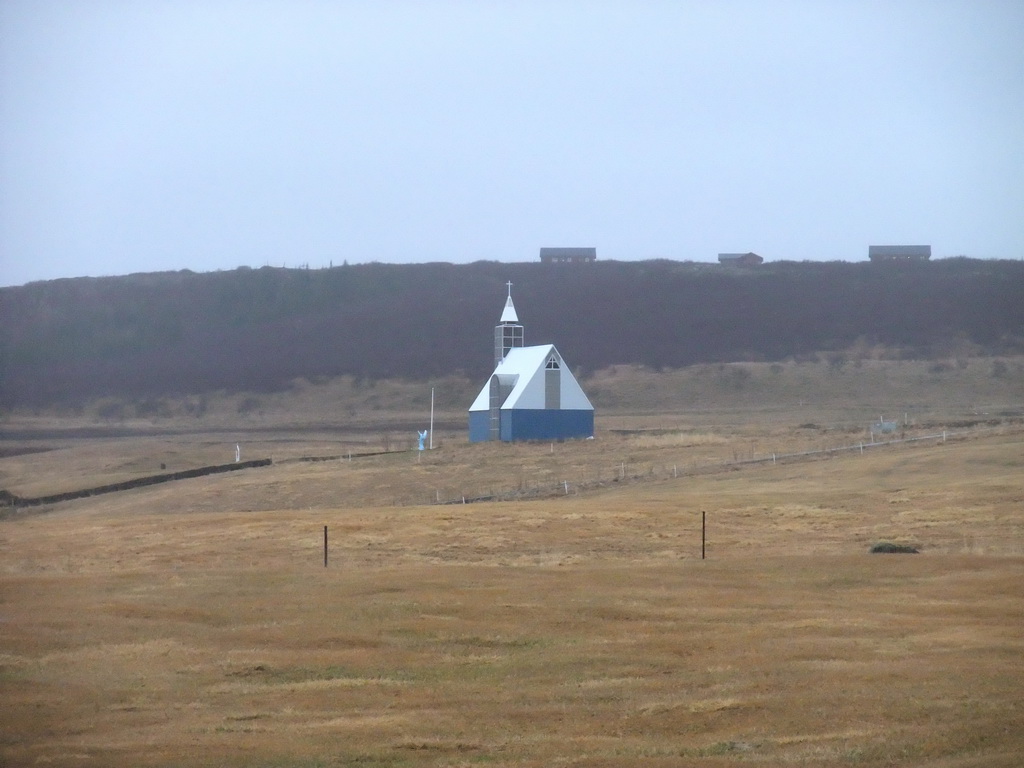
[2,361,1023,767]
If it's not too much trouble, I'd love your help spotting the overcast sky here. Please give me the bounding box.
[1,0,1022,286]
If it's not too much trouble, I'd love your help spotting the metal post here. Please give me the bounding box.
[701,511,706,560]
[323,525,328,568]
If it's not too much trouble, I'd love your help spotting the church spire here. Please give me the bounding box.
[499,280,518,323]
[494,281,524,366]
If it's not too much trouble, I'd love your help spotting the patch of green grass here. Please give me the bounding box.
[692,740,758,756]
[229,664,369,684]
[247,756,410,768]
[448,634,542,649]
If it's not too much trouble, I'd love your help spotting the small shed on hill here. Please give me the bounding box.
[540,247,597,264]
[469,285,594,442]
[718,252,763,266]
[868,245,931,262]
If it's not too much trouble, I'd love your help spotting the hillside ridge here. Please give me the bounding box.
[2,258,1023,408]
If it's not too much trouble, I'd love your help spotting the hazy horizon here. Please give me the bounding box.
[2,1,1022,288]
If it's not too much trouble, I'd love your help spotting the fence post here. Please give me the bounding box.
[701,511,706,560]
[323,525,328,568]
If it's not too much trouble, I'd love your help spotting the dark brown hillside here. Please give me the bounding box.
[1,258,1023,408]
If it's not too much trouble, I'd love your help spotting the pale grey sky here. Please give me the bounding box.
[1,0,1022,286]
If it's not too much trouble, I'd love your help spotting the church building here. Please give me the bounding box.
[468,284,594,442]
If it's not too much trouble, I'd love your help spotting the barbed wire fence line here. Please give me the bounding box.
[4,423,1016,512]
[426,427,999,507]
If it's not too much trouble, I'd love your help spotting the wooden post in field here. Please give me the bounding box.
[323,525,328,568]
[701,511,706,560]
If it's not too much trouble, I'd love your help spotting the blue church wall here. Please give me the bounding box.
[469,412,491,443]
[470,410,593,443]
[501,409,593,441]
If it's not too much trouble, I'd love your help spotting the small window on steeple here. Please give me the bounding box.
[546,355,560,369]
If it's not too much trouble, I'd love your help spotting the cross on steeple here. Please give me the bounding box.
[506,280,513,298]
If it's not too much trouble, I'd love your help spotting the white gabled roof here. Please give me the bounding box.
[469,344,594,412]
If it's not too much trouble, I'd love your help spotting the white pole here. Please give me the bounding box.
[430,387,435,449]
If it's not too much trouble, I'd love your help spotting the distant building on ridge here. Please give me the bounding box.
[468,284,594,442]
[868,245,931,262]
[718,252,763,267]
[540,247,596,264]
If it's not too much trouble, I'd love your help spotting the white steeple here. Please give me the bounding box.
[494,281,524,366]
[499,280,519,323]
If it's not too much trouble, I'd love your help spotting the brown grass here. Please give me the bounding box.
[2,365,1023,767]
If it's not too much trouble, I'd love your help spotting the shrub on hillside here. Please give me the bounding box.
[870,542,919,554]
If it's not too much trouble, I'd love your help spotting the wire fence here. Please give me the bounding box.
[430,429,959,506]
[4,424,1003,512]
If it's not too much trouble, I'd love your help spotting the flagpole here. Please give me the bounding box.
[429,387,435,449]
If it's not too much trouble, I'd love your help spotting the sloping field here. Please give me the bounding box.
[1,423,1022,766]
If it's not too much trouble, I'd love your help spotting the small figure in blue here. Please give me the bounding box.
[417,430,429,451]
